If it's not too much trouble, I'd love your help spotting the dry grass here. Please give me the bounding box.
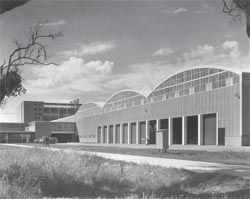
[0,146,249,199]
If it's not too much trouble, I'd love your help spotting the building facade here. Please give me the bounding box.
[75,66,250,146]
[0,123,35,143]
[26,120,78,143]
[17,101,81,124]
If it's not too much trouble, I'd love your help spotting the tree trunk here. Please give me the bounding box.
[246,13,250,38]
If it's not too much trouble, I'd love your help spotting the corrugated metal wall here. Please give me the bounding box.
[76,82,242,145]
[242,72,250,145]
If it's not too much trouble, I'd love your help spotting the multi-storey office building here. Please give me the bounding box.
[17,101,81,124]
[75,66,250,146]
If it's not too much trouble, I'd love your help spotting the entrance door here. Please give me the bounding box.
[173,117,182,144]
[131,123,136,144]
[103,126,107,143]
[140,121,146,144]
[115,125,120,143]
[149,120,156,144]
[109,125,113,143]
[203,113,216,145]
[123,124,128,144]
[187,116,198,144]
[97,126,101,143]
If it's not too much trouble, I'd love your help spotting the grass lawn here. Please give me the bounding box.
[51,144,250,166]
[0,145,249,198]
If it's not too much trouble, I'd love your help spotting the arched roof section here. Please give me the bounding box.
[76,102,103,118]
[77,102,103,112]
[148,65,240,102]
[103,89,147,112]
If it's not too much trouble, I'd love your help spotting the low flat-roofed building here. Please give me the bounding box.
[0,123,35,143]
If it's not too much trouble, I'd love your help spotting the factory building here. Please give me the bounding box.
[75,66,250,146]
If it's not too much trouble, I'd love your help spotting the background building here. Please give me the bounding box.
[0,123,35,143]
[17,100,81,124]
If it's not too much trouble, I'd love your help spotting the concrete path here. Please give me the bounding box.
[62,142,250,152]
[3,144,250,179]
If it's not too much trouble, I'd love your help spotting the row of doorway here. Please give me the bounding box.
[97,113,224,145]
[97,122,148,144]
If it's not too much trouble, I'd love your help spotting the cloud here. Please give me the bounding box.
[182,44,215,61]
[195,10,206,14]
[180,41,248,68]
[24,41,248,101]
[45,20,67,27]
[61,41,116,57]
[174,8,187,14]
[152,47,174,56]
[162,8,188,15]
[102,61,177,96]
[26,57,114,92]
[222,41,239,58]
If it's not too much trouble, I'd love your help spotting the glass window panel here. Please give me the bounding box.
[233,76,239,84]
[212,81,219,89]
[219,72,226,80]
[210,74,218,83]
[209,68,219,75]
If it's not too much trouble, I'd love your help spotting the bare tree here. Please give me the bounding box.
[0,20,63,106]
[0,0,30,14]
[223,0,250,38]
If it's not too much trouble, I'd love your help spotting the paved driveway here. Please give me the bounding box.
[4,144,250,179]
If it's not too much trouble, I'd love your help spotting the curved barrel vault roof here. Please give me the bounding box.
[148,65,241,97]
[77,102,104,113]
[103,89,147,108]
[75,65,244,116]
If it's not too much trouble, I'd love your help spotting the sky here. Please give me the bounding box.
[0,0,249,122]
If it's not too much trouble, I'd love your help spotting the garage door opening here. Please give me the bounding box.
[115,124,120,143]
[173,117,182,144]
[187,116,198,144]
[160,119,168,130]
[123,123,128,144]
[97,126,101,143]
[103,126,107,143]
[139,121,146,144]
[131,123,136,144]
[203,113,216,145]
[149,120,156,144]
[109,125,113,143]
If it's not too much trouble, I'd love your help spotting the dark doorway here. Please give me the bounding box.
[160,119,168,130]
[203,113,216,145]
[123,123,128,144]
[149,120,156,144]
[97,126,101,143]
[103,126,107,143]
[218,128,225,145]
[187,116,198,144]
[173,117,182,144]
[131,123,136,144]
[140,121,146,144]
[115,125,120,143]
[109,125,113,143]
